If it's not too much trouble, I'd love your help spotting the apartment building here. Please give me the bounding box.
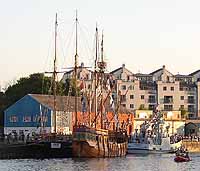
[112,64,200,119]
[61,63,200,120]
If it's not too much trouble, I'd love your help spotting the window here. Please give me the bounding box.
[148,95,156,103]
[180,105,184,109]
[121,85,126,90]
[129,85,134,90]
[164,96,173,103]
[122,104,126,108]
[164,105,173,111]
[130,95,134,99]
[121,95,126,102]
[171,87,174,91]
[163,87,167,91]
[23,116,31,122]
[130,104,134,108]
[188,105,195,112]
[9,115,18,122]
[180,96,184,100]
[188,96,195,104]
[141,95,144,99]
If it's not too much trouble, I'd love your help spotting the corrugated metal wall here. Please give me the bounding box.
[4,94,51,128]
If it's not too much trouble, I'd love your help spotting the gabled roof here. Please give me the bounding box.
[110,66,133,75]
[29,94,132,114]
[30,94,82,112]
[149,68,162,75]
[110,67,123,74]
[150,66,174,77]
[189,70,200,76]
[175,74,192,78]
[135,73,153,77]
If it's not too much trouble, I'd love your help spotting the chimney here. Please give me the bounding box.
[81,62,84,68]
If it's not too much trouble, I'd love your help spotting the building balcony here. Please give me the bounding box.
[187,91,196,95]
[147,90,157,94]
[148,99,156,103]
[120,99,126,103]
[187,99,195,104]
[163,108,173,111]
[163,99,173,104]
[188,109,195,113]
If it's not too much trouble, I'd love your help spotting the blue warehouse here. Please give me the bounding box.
[4,94,75,136]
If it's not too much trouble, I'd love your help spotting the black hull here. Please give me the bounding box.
[0,141,72,159]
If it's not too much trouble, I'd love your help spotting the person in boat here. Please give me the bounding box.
[185,148,189,158]
[176,146,189,158]
[176,148,181,156]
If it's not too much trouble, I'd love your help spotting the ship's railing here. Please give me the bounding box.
[73,125,96,134]
[73,125,108,135]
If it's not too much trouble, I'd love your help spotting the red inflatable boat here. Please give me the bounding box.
[174,155,191,162]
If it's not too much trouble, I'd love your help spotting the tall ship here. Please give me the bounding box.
[127,107,182,154]
[72,13,128,157]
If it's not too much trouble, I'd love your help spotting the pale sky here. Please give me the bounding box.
[1,0,200,89]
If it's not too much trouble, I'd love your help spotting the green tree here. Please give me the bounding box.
[60,78,80,96]
[180,108,187,118]
[4,73,52,106]
[0,92,6,126]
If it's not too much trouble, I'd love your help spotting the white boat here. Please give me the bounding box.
[127,109,182,154]
[128,136,182,154]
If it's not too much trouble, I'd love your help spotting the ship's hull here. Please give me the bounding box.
[72,140,127,158]
[127,147,173,154]
[127,141,182,154]
[72,126,127,158]
[0,141,72,159]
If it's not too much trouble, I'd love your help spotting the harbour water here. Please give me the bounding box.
[0,153,199,171]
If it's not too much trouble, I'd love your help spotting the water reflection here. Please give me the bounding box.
[0,154,199,171]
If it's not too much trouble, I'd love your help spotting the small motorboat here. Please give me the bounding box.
[174,146,191,162]
[174,155,191,162]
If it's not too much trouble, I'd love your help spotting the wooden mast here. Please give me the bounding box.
[53,13,58,134]
[100,32,105,129]
[94,25,98,128]
[74,10,78,127]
